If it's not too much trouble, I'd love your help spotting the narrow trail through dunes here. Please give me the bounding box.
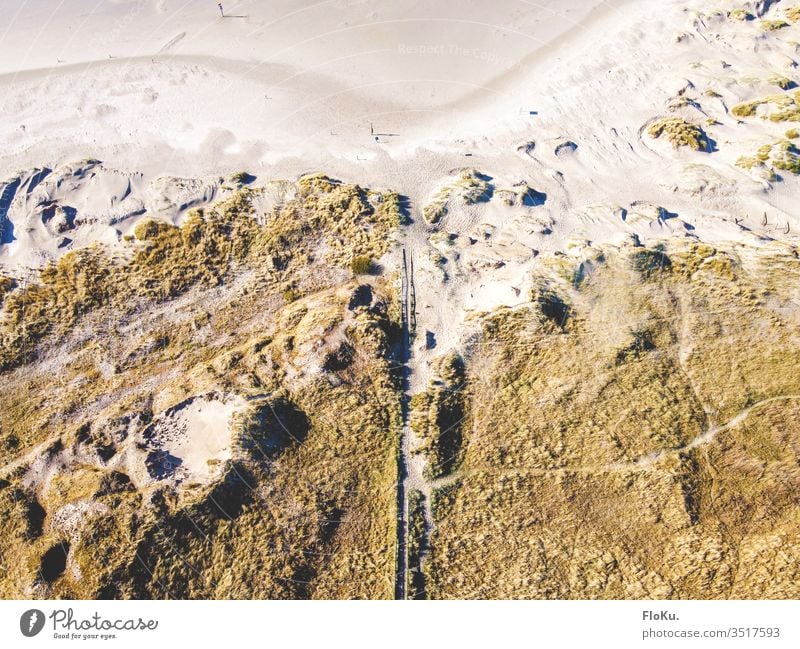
[394,248,411,600]
[396,244,436,599]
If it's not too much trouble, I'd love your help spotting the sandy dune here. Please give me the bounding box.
[2,0,799,370]
[2,0,800,602]
[3,0,799,407]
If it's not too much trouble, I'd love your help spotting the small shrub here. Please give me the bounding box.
[647,118,710,151]
[769,75,795,90]
[772,140,800,174]
[769,105,800,122]
[728,8,754,21]
[631,248,672,279]
[756,144,773,161]
[732,101,759,117]
[738,140,800,176]
[423,200,448,224]
[736,156,758,170]
[282,288,301,303]
[732,93,800,122]
[350,256,373,275]
[373,190,410,226]
[229,171,255,186]
[761,19,789,31]
[133,218,174,241]
[0,275,15,303]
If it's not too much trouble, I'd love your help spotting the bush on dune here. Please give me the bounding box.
[647,118,710,151]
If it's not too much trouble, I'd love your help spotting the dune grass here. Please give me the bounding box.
[761,19,789,31]
[769,75,795,90]
[737,140,800,176]
[785,7,800,23]
[732,92,800,122]
[647,118,710,151]
[728,8,754,21]
[410,353,469,480]
[425,241,800,599]
[422,169,493,225]
[0,176,404,599]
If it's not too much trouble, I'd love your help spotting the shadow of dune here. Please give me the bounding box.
[0,178,20,244]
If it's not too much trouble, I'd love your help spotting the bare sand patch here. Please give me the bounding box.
[132,393,243,488]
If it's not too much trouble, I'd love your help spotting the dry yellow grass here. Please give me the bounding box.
[422,169,493,224]
[647,118,710,151]
[423,241,800,599]
[728,8,753,21]
[0,177,403,599]
[728,8,755,21]
[3,180,799,600]
[761,19,789,31]
[732,92,800,122]
[738,140,800,176]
